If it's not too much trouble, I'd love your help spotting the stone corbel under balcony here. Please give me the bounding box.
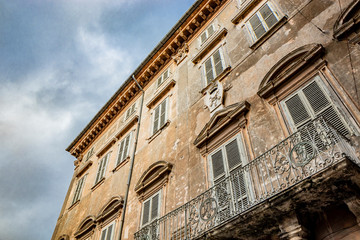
[146,79,176,109]
[192,28,228,64]
[76,160,93,177]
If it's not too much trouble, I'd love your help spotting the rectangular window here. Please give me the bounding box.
[152,98,168,135]
[84,147,94,162]
[100,221,115,240]
[246,2,280,41]
[141,191,161,227]
[95,153,110,184]
[209,136,249,209]
[116,133,132,166]
[203,48,225,85]
[281,75,351,137]
[72,175,86,204]
[156,68,170,88]
[125,103,136,120]
[200,24,215,45]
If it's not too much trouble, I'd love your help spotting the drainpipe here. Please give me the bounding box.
[118,75,144,240]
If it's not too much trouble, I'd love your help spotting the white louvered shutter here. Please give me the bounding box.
[283,78,350,136]
[160,100,167,127]
[249,14,266,39]
[205,58,214,84]
[213,49,224,77]
[142,200,151,226]
[117,140,125,165]
[259,3,278,29]
[211,149,225,184]
[153,106,160,134]
[151,193,159,221]
[225,140,247,203]
[123,134,131,160]
[106,224,113,240]
[101,229,107,240]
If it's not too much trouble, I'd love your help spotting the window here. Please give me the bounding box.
[95,153,110,184]
[84,147,94,162]
[72,175,86,204]
[141,191,161,227]
[203,48,225,85]
[281,75,351,137]
[152,98,168,135]
[125,103,136,120]
[116,133,132,166]
[200,24,215,45]
[156,68,170,88]
[99,221,115,240]
[246,2,280,41]
[209,136,249,208]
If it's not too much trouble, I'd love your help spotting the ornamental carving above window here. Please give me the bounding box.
[333,0,360,44]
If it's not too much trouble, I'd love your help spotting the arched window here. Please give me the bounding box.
[74,216,96,240]
[333,0,360,44]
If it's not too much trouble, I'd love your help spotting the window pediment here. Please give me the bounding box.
[74,216,96,239]
[333,0,360,42]
[135,161,173,199]
[257,44,324,99]
[194,101,250,149]
[96,196,124,224]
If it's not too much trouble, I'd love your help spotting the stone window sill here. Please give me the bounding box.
[91,178,105,191]
[249,16,288,50]
[112,157,130,172]
[68,200,80,211]
[201,66,231,95]
[147,120,171,143]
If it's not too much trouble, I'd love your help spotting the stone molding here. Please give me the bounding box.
[96,196,124,227]
[194,101,250,151]
[76,160,93,178]
[257,44,324,99]
[58,234,70,240]
[135,161,173,201]
[74,216,96,239]
[333,0,360,42]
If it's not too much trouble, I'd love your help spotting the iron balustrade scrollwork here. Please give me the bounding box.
[134,117,359,240]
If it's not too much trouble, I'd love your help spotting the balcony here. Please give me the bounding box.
[135,117,360,240]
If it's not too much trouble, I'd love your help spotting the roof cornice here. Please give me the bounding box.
[67,0,229,157]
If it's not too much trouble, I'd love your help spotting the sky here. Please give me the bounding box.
[0,0,195,239]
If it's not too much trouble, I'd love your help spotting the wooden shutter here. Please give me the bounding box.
[117,140,125,165]
[225,139,242,170]
[151,193,159,220]
[123,134,131,160]
[142,200,151,226]
[213,49,224,77]
[95,158,103,184]
[153,106,160,134]
[101,229,107,240]
[100,155,107,179]
[163,69,169,80]
[208,24,215,37]
[249,13,266,39]
[205,58,214,84]
[200,31,207,44]
[259,3,278,29]
[284,94,312,128]
[302,81,350,136]
[211,149,225,183]
[160,100,167,127]
[106,224,113,240]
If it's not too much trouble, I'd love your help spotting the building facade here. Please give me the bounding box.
[52,0,360,239]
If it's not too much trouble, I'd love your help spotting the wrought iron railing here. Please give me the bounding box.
[134,117,359,240]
